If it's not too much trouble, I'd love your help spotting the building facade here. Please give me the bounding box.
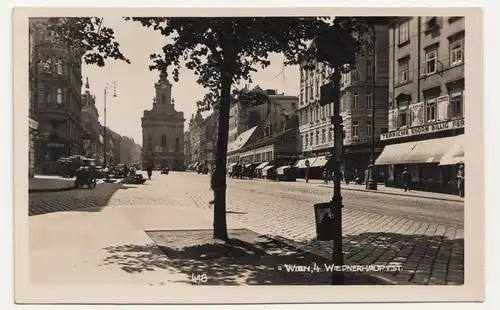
[31,18,85,173]
[120,136,142,166]
[184,131,191,166]
[28,21,39,177]
[375,17,465,194]
[81,78,104,164]
[297,25,390,176]
[141,73,185,170]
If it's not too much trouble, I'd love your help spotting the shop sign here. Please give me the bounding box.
[344,136,371,145]
[46,142,65,148]
[29,118,38,130]
[275,154,304,160]
[380,118,465,141]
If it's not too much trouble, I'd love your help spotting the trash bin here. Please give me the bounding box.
[313,202,334,241]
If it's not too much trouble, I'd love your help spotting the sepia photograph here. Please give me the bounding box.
[13,7,484,304]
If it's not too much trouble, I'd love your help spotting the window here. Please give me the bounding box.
[56,88,63,104]
[328,128,333,142]
[450,39,463,66]
[160,134,167,148]
[398,21,409,44]
[305,109,309,123]
[398,59,409,83]
[316,106,320,121]
[425,97,437,123]
[450,90,463,118]
[310,107,314,122]
[309,132,313,146]
[398,105,409,127]
[352,121,359,137]
[315,130,319,145]
[56,59,63,75]
[305,87,308,102]
[305,134,309,146]
[366,92,372,109]
[425,50,437,75]
[353,69,359,79]
[352,92,359,109]
[175,137,180,152]
[321,129,326,144]
[291,102,296,110]
[366,121,372,137]
[300,91,304,105]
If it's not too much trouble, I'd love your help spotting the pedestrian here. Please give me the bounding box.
[457,164,465,197]
[323,168,329,184]
[401,166,412,192]
[123,164,128,178]
[345,169,350,185]
[146,165,153,180]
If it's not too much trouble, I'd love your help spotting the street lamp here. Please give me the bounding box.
[366,29,378,190]
[103,81,117,167]
[314,24,358,285]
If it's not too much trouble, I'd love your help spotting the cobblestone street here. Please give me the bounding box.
[29,171,464,285]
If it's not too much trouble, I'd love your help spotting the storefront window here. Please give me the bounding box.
[321,129,326,144]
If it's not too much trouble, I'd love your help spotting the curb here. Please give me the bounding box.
[29,184,76,193]
[318,185,464,203]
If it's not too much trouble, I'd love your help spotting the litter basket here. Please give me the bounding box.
[313,202,334,241]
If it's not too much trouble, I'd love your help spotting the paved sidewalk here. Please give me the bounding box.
[29,175,76,192]
[29,198,240,287]
[265,178,464,202]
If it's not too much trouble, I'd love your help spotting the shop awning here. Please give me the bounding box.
[295,157,317,169]
[439,134,465,166]
[403,136,457,164]
[276,165,290,174]
[262,165,274,172]
[375,142,418,165]
[255,162,270,170]
[310,155,329,168]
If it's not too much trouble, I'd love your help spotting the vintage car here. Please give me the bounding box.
[74,159,97,189]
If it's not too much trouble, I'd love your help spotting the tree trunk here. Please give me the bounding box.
[212,71,232,241]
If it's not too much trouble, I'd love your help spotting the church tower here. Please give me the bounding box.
[141,71,185,170]
[154,71,173,106]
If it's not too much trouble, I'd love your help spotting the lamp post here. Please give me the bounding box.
[103,81,117,167]
[314,23,359,285]
[366,30,378,190]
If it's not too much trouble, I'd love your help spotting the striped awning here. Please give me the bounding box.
[256,162,269,170]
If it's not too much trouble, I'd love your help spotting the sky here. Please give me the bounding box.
[81,17,301,146]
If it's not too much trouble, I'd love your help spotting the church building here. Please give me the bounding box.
[141,73,185,170]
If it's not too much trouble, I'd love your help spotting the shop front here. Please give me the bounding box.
[376,124,465,194]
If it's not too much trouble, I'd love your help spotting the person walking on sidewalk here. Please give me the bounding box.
[457,164,465,197]
[402,166,412,192]
[146,165,153,180]
[323,167,329,184]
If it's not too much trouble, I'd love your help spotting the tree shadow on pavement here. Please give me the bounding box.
[101,229,393,286]
[29,183,123,216]
[308,231,464,285]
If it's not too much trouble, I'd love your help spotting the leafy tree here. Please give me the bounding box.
[30,17,130,68]
[125,17,331,240]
